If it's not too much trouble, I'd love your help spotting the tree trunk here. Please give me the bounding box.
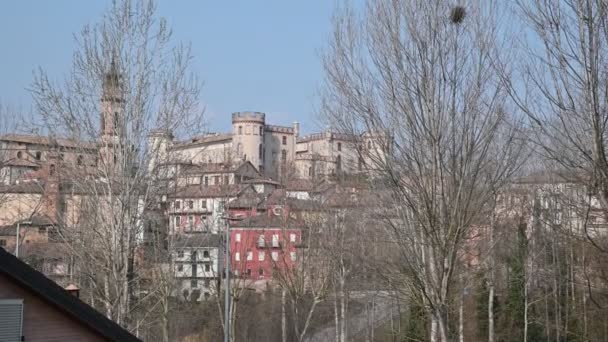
[282,289,287,342]
[339,277,347,342]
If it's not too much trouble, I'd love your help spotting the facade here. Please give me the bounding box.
[172,234,220,301]
[230,216,302,286]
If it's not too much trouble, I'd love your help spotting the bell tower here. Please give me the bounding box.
[99,56,125,169]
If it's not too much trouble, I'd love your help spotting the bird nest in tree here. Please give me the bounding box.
[450,6,466,24]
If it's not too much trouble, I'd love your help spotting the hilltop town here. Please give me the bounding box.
[3,1,608,341]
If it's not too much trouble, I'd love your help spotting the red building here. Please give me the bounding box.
[229,216,301,283]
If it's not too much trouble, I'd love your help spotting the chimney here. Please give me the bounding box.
[65,284,80,298]
[293,121,300,138]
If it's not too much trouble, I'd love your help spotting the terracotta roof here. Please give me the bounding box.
[170,184,249,199]
[0,248,141,341]
[0,134,97,150]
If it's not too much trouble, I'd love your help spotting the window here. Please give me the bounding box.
[282,136,287,145]
[224,175,229,185]
[38,227,46,234]
[205,264,210,272]
[368,141,372,149]
[258,235,265,247]
[271,252,279,261]
[177,250,184,258]
[281,150,287,163]
[290,252,297,262]
[114,112,120,132]
[235,252,240,261]
[336,155,342,171]
[358,157,364,171]
[203,250,210,258]
[204,176,209,186]
[290,234,296,243]
[174,216,180,227]
[246,125,251,135]
[272,234,279,247]
[204,279,211,287]
[308,167,312,177]
[191,279,198,288]
[259,144,263,159]
[35,151,42,160]
[259,268,264,276]
[235,233,241,242]
[258,251,265,261]
[16,151,22,159]
[237,143,243,157]
[187,216,194,229]
[188,200,194,209]
[178,264,183,272]
[175,200,181,209]
[0,299,23,340]
[204,292,211,299]
[238,126,243,135]
[49,164,56,176]
[337,142,342,151]
[246,269,252,276]
[77,155,83,166]
[246,251,253,261]
[259,127,263,135]
[0,239,5,247]
[191,251,197,261]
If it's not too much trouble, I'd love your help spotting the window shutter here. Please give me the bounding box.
[0,299,23,342]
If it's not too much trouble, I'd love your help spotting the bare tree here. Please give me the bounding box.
[29,0,202,331]
[321,1,524,340]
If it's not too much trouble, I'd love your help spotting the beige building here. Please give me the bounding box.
[149,112,299,180]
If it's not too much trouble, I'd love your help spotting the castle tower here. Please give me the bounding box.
[99,56,125,170]
[231,112,265,172]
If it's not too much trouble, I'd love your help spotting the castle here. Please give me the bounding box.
[149,111,385,181]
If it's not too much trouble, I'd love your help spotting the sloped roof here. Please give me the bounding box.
[169,184,250,199]
[0,134,97,150]
[514,170,585,184]
[0,248,141,342]
[230,215,303,228]
[172,233,221,248]
[171,133,232,149]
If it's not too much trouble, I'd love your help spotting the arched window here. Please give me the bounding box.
[337,142,342,151]
[258,144,263,159]
[336,155,342,171]
[238,126,243,135]
[281,149,287,163]
[16,151,22,159]
[35,151,42,160]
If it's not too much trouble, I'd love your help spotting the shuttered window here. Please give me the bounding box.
[0,299,23,342]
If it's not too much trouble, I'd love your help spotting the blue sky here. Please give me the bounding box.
[0,1,340,134]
